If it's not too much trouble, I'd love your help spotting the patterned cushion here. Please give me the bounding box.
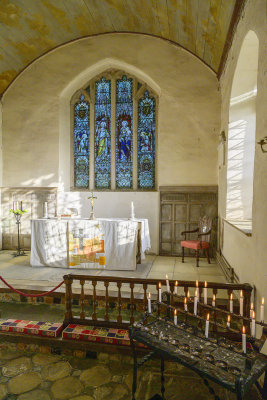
[62,324,131,346]
[0,319,63,337]
[181,240,209,250]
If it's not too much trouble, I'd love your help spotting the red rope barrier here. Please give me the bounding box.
[0,276,64,298]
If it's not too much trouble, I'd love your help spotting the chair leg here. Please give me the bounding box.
[182,247,185,263]
[196,250,199,267]
[206,248,211,264]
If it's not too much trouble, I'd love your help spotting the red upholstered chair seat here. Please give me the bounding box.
[180,240,210,250]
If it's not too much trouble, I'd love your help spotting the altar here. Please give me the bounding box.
[30,218,150,271]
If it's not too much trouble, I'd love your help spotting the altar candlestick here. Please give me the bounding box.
[204,281,208,305]
[166,275,170,293]
[196,280,199,300]
[227,315,231,328]
[212,294,216,308]
[230,293,233,313]
[242,326,246,354]
[174,281,178,295]
[148,293,151,314]
[260,298,264,322]
[184,297,188,312]
[205,313,210,338]
[174,309,177,325]
[250,302,254,318]
[158,282,162,303]
[252,311,256,338]
[240,290,244,316]
[194,290,198,316]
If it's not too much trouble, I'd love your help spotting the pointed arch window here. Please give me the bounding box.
[72,70,157,190]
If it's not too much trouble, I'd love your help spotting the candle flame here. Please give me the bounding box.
[175,280,178,286]
[227,315,231,323]
[242,326,246,334]
[187,290,190,298]
[262,297,264,305]
[230,293,233,300]
[207,313,210,321]
[252,311,255,319]
[213,294,216,301]
[158,282,161,289]
[174,309,177,315]
[184,297,187,304]
[148,292,151,299]
[204,281,207,288]
[240,290,243,298]
[251,302,254,310]
[166,274,168,280]
[196,280,198,287]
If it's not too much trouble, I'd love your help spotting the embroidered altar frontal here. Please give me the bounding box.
[63,324,130,346]
[0,319,63,337]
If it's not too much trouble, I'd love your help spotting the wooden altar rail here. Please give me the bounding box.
[63,274,253,329]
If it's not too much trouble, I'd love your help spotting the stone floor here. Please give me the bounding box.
[0,342,261,400]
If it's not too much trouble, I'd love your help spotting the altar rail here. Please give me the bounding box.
[63,274,253,329]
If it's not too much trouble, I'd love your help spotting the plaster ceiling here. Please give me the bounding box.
[0,0,241,95]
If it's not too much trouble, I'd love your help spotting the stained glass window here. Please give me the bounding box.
[138,90,156,189]
[94,77,111,188]
[74,94,90,188]
[116,76,133,189]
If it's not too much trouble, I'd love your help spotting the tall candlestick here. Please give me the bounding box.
[230,293,233,313]
[250,302,254,318]
[184,297,188,312]
[212,294,216,308]
[158,282,162,303]
[240,290,244,316]
[174,309,177,325]
[227,314,231,328]
[204,281,208,305]
[174,281,178,295]
[166,275,170,293]
[260,298,264,322]
[148,293,151,314]
[194,290,198,316]
[251,311,256,338]
[205,313,210,338]
[196,280,199,300]
[242,326,246,354]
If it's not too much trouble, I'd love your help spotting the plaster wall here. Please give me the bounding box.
[219,0,267,320]
[1,33,220,253]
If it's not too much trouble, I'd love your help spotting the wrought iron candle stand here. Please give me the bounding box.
[13,212,26,257]
[129,291,267,400]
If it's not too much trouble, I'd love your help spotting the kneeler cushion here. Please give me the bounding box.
[0,319,63,337]
[181,240,209,250]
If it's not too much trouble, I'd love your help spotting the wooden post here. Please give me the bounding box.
[117,282,122,324]
[64,275,73,326]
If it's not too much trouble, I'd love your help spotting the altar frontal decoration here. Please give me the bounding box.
[0,319,63,337]
[69,220,105,268]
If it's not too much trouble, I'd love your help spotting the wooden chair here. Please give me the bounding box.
[181,216,212,267]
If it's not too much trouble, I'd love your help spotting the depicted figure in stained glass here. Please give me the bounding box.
[96,120,110,157]
[118,119,131,161]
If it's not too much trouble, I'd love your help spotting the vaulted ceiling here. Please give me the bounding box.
[0,0,244,95]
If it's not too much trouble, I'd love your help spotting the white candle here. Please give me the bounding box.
[166,275,170,293]
[260,298,264,322]
[230,293,233,313]
[194,290,198,316]
[184,297,188,312]
[44,202,48,218]
[240,290,244,316]
[196,280,199,300]
[204,281,208,305]
[174,309,177,325]
[212,294,216,308]
[16,201,19,210]
[251,311,256,338]
[174,281,178,295]
[242,326,246,353]
[250,302,254,318]
[148,292,151,314]
[158,282,162,303]
[227,315,231,328]
[131,201,135,219]
[205,313,210,338]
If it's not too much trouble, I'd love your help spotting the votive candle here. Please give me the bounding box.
[205,313,210,338]
[148,292,151,314]
[240,290,244,316]
[252,311,256,338]
[184,297,188,312]
[194,289,198,316]
[174,309,177,325]
[260,298,264,322]
[230,293,233,313]
[204,281,208,305]
[242,326,246,354]
[158,282,162,303]
[212,294,216,308]
[227,314,231,328]
[174,281,178,295]
[166,275,170,293]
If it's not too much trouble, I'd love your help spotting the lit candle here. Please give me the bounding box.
[205,313,210,338]
[204,281,208,305]
[212,294,216,308]
[184,297,188,312]
[174,281,178,295]
[240,290,244,316]
[230,293,233,313]
[196,280,199,300]
[242,326,246,353]
[251,311,256,338]
[187,289,190,299]
[148,292,151,314]
[227,314,231,328]
[174,309,177,325]
[250,302,254,318]
[166,275,170,293]
[260,298,264,322]
[194,289,198,316]
[158,282,162,303]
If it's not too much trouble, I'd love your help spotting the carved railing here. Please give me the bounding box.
[63,274,253,330]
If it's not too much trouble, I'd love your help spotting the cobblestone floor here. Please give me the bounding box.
[0,342,261,400]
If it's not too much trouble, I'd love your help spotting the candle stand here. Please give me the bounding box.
[13,213,26,257]
[129,291,267,400]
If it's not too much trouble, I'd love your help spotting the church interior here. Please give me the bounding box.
[0,0,266,399]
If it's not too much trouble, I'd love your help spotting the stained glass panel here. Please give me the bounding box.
[94,77,111,188]
[74,94,90,188]
[138,90,156,189]
[116,75,133,189]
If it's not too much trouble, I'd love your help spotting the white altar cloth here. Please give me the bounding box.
[30,218,150,271]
